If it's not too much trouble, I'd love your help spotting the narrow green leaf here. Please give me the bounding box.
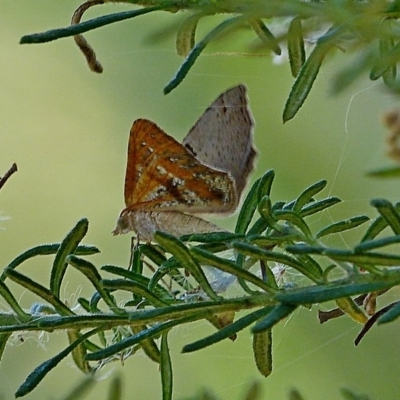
[89,292,102,313]
[250,19,281,55]
[247,218,269,236]
[287,16,305,77]
[283,41,334,122]
[355,235,400,252]
[85,316,196,361]
[102,279,169,307]
[315,215,369,238]
[101,265,171,299]
[274,277,400,305]
[371,198,400,234]
[379,18,398,88]
[332,47,377,95]
[0,333,11,362]
[299,197,341,217]
[335,297,367,324]
[4,268,74,316]
[242,382,262,400]
[131,325,161,364]
[139,243,167,266]
[361,202,400,242]
[274,210,313,239]
[288,389,306,400]
[366,166,400,178]
[252,303,297,333]
[60,376,96,400]
[253,329,273,377]
[164,16,246,94]
[293,180,327,212]
[67,255,125,314]
[51,219,89,297]
[248,235,301,247]
[233,242,323,282]
[290,244,400,267]
[339,388,371,400]
[190,248,276,293]
[235,172,272,234]
[258,196,280,230]
[15,326,103,398]
[161,333,173,400]
[2,243,99,282]
[154,231,220,300]
[0,279,31,321]
[176,13,204,57]
[107,376,123,400]
[67,330,92,373]
[183,307,273,353]
[256,170,276,204]
[377,301,400,324]
[132,246,143,275]
[20,6,166,44]
[285,243,325,254]
[148,261,193,293]
[370,20,398,82]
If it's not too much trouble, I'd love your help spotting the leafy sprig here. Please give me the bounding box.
[1,170,400,398]
[19,0,400,121]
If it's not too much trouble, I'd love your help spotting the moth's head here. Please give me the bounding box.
[112,212,133,235]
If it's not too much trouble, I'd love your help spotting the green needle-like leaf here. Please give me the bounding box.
[250,19,281,55]
[233,242,323,282]
[299,197,341,217]
[0,279,31,321]
[67,255,125,314]
[102,279,169,307]
[252,303,297,333]
[183,306,273,353]
[316,215,370,238]
[274,275,400,305]
[50,219,89,298]
[20,6,166,44]
[176,12,205,56]
[164,16,246,94]
[371,199,400,234]
[283,39,334,122]
[85,316,196,361]
[190,247,275,293]
[288,16,305,77]
[235,170,275,233]
[4,268,75,316]
[253,329,273,377]
[161,332,173,400]
[154,231,220,300]
[361,202,400,242]
[367,166,400,178]
[15,326,103,398]
[293,180,327,212]
[355,235,400,252]
[377,301,400,324]
[2,243,99,282]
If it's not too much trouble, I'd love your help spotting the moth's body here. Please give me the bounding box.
[113,84,256,241]
[114,210,225,242]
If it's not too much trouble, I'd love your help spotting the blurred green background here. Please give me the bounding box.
[1,1,400,399]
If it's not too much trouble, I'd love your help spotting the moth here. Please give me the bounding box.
[113,84,256,241]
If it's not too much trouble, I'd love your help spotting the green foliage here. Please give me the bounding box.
[19,0,400,121]
[1,170,399,398]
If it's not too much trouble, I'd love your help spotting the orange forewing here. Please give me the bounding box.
[122,119,236,214]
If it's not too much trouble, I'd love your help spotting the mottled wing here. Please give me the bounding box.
[182,84,257,199]
[124,119,236,213]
